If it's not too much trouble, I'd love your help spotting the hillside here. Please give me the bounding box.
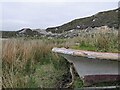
[46,8,119,33]
[1,28,42,38]
[1,8,119,38]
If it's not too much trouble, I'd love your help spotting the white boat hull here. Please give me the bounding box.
[61,54,119,77]
[52,48,120,86]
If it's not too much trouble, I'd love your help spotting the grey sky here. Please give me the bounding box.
[2,1,119,31]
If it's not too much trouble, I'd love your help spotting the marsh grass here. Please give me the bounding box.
[70,29,118,52]
[2,28,118,88]
[2,39,70,88]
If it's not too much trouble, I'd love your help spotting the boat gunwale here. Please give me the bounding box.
[52,47,119,61]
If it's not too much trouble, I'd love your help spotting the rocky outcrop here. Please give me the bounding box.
[17,28,40,37]
[1,26,118,39]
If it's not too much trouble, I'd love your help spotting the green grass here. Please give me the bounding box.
[70,30,118,53]
[34,63,68,88]
[71,43,97,51]
[71,43,119,53]
[72,76,83,88]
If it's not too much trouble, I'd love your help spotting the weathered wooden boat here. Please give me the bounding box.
[52,47,120,86]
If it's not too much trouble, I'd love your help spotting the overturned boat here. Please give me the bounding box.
[52,47,120,86]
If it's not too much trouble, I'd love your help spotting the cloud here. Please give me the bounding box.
[1,0,119,2]
[2,2,118,31]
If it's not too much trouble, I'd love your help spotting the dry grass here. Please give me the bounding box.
[2,39,69,88]
[70,29,118,52]
[2,28,118,88]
